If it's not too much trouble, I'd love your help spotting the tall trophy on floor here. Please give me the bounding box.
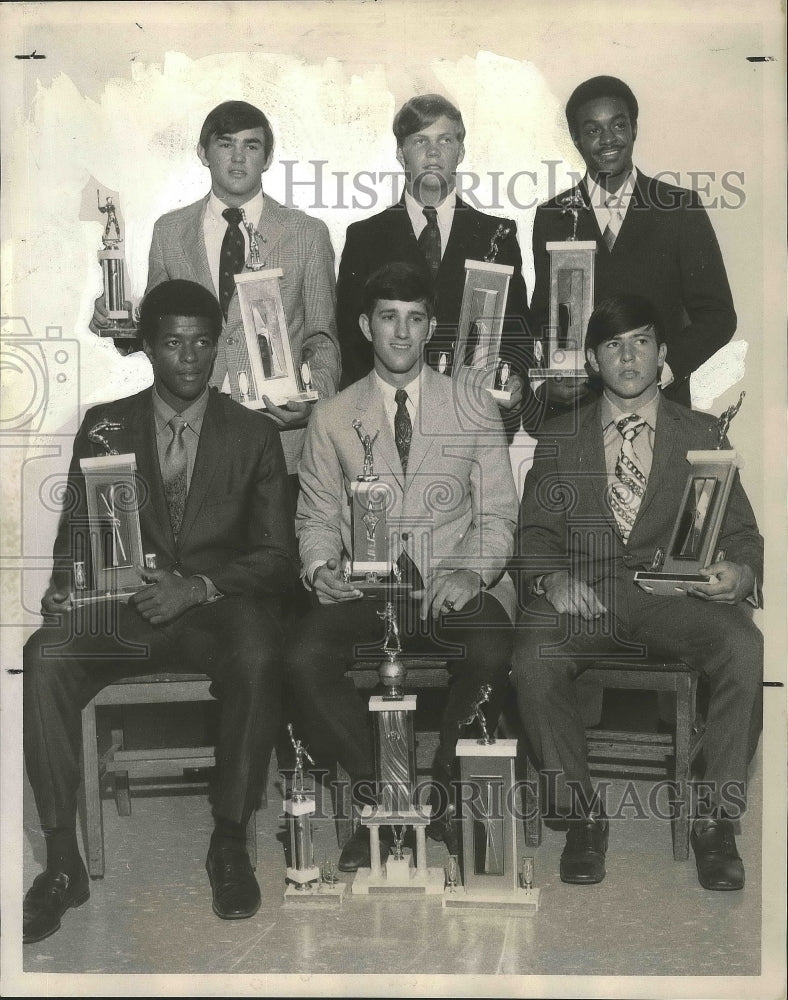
[528,191,596,392]
[351,602,444,896]
[443,686,540,912]
[95,191,138,347]
[635,391,748,596]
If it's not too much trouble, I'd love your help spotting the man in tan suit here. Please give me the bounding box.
[285,261,518,871]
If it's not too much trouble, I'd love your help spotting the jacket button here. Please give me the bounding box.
[402,532,410,541]
[226,337,235,345]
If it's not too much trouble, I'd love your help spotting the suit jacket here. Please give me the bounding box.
[297,366,519,619]
[515,395,762,602]
[336,197,532,389]
[530,173,736,399]
[51,388,298,602]
[147,194,340,473]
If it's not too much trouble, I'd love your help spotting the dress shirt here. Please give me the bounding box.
[600,383,660,485]
[404,188,455,259]
[586,167,637,235]
[202,188,265,297]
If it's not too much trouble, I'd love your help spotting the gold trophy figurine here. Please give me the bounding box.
[96,192,138,341]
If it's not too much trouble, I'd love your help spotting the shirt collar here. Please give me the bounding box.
[600,381,660,431]
[585,165,638,211]
[152,384,210,434]
[207,188,265,226]
[404,187,455,229]
[374,370,421,413]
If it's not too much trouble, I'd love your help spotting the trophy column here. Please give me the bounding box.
[95,192,138,346]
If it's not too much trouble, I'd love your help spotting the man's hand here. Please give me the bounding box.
[313,558,363,604]
[688,561,755,604]
[414,569,483,622]
[89,293,133,335]
[542,570,607,620]
[495,373,524,411]
[41,585,71,615]
[539,376,590,407]
[130,568,206,625]
[261,397,312,430]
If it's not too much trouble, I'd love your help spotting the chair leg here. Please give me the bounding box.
[672,674,693,861]
[524,755,543,848]
[81,698,105,879]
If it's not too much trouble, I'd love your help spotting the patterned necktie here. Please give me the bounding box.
[418,206,441,278]
[602,195,623,251]
[163,414,188,536]
[394,388,412,473]
[608,414,647,543]
[219,207,245,318]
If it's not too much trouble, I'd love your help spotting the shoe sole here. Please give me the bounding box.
[211,899,261,920]
[23,886,90,944]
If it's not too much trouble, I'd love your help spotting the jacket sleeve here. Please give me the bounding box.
[336,222,374,389]
[300,217,341,400]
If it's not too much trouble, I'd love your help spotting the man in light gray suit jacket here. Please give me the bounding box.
[285,262,519,871]
[93,100,340,488]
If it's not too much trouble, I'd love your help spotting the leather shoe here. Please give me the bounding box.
[206,844,261,919]
[338,825,391,872]
[691,818,745,891]
[560,816,609,885]
[426,815,461,856]
[23,861,90,944]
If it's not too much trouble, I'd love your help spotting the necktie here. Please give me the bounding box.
[219,207,245,318]
[418,206,441,278]
[163,414,188,536]
[394,388,412,473]
[608,414,647,543]
[602,196,623,251]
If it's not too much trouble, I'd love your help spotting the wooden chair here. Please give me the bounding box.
[521,659,704,861]
[80,673,257,878]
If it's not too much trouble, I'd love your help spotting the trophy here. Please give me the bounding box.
[528,190,595,391]
[351,602,444,897]
[70,420,153,608]
[283,723,345,904]
[442,686,540,913]
[452,258,514,399]
[635,392,748,597]
[346,420,411,599]
[96,192,138,341]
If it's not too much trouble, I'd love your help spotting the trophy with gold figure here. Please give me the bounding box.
[95,192,138,343]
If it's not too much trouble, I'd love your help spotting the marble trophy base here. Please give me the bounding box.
[442,885,541,914]
[528,349,587,391]
[349,571,414,601]
[351,806,444,897]
[284,866,346,906]
[488,388,512,403]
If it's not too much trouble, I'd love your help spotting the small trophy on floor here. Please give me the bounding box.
[442,687,540,913]
[95,192,138,343]
[284,723,345,905]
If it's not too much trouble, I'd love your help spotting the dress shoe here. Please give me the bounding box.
[559,816,609,885]
[206,843,261,919]
[426,815,461,856]
[691,818,745,891]
[23,861,90,944]
[338,825,391,872]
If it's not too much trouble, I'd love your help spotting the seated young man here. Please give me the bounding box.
[23,280,297,943]
[511,293,763,890]
[286,261,519,870]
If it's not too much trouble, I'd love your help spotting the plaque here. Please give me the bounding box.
[442,687,540,912]
[635,392,747,597]
[232,268,318,409]
[95,192,138,341]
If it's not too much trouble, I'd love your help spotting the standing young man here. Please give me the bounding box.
[24,280,297,942]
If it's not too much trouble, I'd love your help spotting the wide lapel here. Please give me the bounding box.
[128,390,176,561]
[605,171,648,258]
[575,399,614,527]
[404,366,439,485]
[631,396,680,530]
[439,196,474,277]
[573,180,605,245]
[251,194,286,266]
[181,197,215,295]
[177,390,224,545]
[354,373,405,492]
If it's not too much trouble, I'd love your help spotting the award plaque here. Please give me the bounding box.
[233,268,318,409]
[70,420,150,607]
[529,192,595,390]
[452,260,514,400]
[284,724,345,905]
[442,687,540,913]
[96,192,138,341]
[351,603,444,897]
[635,392,747,597]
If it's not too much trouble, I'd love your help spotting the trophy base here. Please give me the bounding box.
[241,391,318,411]
[97,321,139,340]
[488,388,512,402]
[527,367,587,379]
[70,586,141,608]
[633,571,711,597]
[442,885,541,913]
[288,390,319,405]
[351,577,414,600]
[351,864,445,896]
[284,882,346,906]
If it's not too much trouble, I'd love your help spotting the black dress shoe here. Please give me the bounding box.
[23,861,90,944]
[426,815,461,856]
[338,826,392,872]
[560,817,609,885]
[206,844,261,919]
[691,818,745,891]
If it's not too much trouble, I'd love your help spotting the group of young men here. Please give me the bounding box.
[23,76,762,944]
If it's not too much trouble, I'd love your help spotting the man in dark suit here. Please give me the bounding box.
[511,294,762,891]
[287,262,519,871]
[530,75,736,414]
[23,280,297,942]
[336,94,533,434]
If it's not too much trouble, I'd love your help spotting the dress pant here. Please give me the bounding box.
[283,590,513,789]
[511,582,762,817]
[24,595,284,830]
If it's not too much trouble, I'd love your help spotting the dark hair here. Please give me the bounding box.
[585,294,664,352]
[198,100,274,159]
[393,94,465,144]
[361,262,435,319]
[138,280,223,346]
[565,76,639,139]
